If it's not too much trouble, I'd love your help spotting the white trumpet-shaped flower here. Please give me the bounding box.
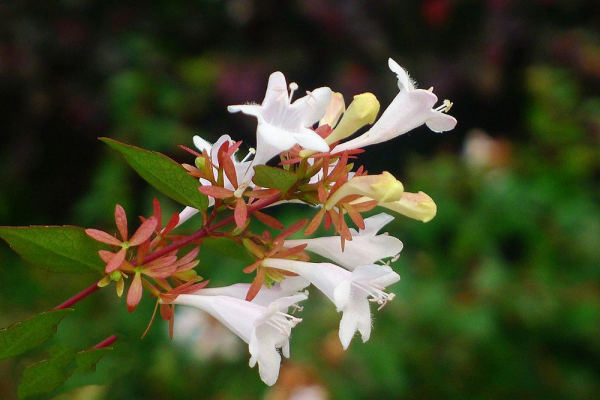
[193,276,310,306]
[284,213,403,270]
[263,258,400,349]
[334,58,456,152]
[228,71,332,180]
[171,291,307,385]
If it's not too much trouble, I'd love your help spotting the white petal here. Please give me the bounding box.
[227,104,263,118]
[249,325,283,386]
[425,112,457,132]
[261,71,289,109]
[293,128,330,152]
[333,280,351,311]
[388,58,415,91]
[351,294,372,343]
[338,308,357,350]
[173,295,260,343]
[292,86,333,127]
[361,212,395,236]
[193,135,212,152]
[176,206,199,227]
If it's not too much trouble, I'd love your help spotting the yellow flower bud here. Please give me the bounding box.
[325,171,403,210]
[326,93,380,145]
[378,191,437,222]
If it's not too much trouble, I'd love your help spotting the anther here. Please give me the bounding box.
[288,82,298,101]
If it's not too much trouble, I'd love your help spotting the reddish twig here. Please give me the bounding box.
[93,334,117,349]
[54,279,103,310]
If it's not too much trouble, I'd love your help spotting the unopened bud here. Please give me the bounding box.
[325,171,403,210]
[326,93,380,145]
[378,191,437,222]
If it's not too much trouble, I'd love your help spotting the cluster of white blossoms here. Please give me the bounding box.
[169,58,456,385]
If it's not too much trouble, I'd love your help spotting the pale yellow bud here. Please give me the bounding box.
[319,92,345,128]
[325,93,380,145]
[325,171,403,210]
[378,191,437,222]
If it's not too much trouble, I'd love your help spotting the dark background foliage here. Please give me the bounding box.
[2,0,600,399]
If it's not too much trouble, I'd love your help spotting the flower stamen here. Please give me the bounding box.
[288,82,298,101]
[435,99,453,113]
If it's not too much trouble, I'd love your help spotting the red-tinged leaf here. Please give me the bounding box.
[136,240,150,265]
[144,255,178,271]
[252,211,284,229]
[344,203,366,230]
[243,260,262,274]
[274,244,307,259]
[246,268,266,301]
[173,260,199,273]
[0,309,73,361]
[198,185,234,199]
[234,198,248,229]
[160,303,173,321]
[328,152,348,182]
[179,144,202,158]
[317,183,328,204]
[85,229,122,246]
[279,218,309,240]
[152,198,162,229]
[163,212,180,235]
[105,248,126,273]
[129,216,157,246]
[114,205,128,241]
[305,208,325,236]
[244,188,281,198]
[0,226,109,274]
[172,247,200,267]
[324,209,332,231]
[101,138,208,212]
[331,209,352,241]
[351,198,378,212]
[221,152,239,190]
[127,273,143,312]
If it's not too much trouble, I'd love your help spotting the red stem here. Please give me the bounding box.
[54,194,282,310]
[54,279,103,309]
[93,334,117,349]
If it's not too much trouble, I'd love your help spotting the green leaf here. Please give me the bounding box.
[102,138,208,212]
[203,237,254,263]
[73,348,112,374]
[0,310,73,361]
[0,226,107,273]
[18,344,77,399]
[16,345,113,398]
[253,165,298,192]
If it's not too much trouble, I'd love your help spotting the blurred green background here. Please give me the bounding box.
[2,1,600,399]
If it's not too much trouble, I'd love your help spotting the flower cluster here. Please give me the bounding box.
[86,58,456,385]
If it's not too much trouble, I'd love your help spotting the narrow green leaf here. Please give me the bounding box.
[102,138,208,212]
[18,344,76,399]
[253,165,298,192]
[0,226,107,273]
[203,237,254,263]
[73,348,112,374]
[0,310,73,361]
